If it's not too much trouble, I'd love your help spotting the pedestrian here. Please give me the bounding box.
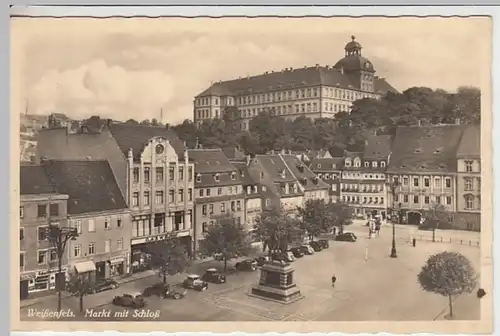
[331,275,337,288]
[333,227,337,236]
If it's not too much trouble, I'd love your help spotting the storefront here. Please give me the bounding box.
[108,257,126,277]
[21,267,68,297]
[73,260,96,281]
[20,271,36,300]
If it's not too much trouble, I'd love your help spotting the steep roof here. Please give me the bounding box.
[363,135,393,160]
[280,155,329,191]
[108,123,186,160]
[388,124,466,173]
[43,160,128,215]
[221,146,246,161]
[188,149,235,174]
[20,164,56,195]
[256,154,297,183]
[196,66,397,97]
[309,158,344,172]
[457,124,480,159]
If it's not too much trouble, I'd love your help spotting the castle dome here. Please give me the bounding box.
[334,35,375,73]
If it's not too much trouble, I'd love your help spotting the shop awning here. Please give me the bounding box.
[109,258,125,265]
[74,261,96,273]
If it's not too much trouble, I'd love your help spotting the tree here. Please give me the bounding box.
[140,119,151,125]
[146,234,191,284]
[417,251,477,319]
[200,213,253,273]
[297,199,334,241]
[65,271,97,313]
[253,206,302,255]
[326,201,353,235]
[124,118,139,124]
[172,119,199,149]
[423,202,451,242]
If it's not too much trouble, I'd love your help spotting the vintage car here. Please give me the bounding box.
[142,283,187,299]
[182,274,209,291]
[112,292,145,308]
[254,256,272,266]
[88,278,119,294]
[289,247,304,258]
[318,239,330,249]
[299,245,315,255]
[309,241,324,252]
[235,259,258,271]
[201,268,226,284]
[335,232,357,242]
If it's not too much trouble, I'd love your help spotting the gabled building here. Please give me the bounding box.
[19,164,69,299]
[455,124,481,231]
[309,157,343,203]
[387,124,466,225]
[188,149,245,256]
[307,149,333,160]
[43,160,132,280]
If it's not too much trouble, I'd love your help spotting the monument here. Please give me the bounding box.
[249,260,304,304]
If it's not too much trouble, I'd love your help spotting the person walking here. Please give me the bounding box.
[331,275,337,288]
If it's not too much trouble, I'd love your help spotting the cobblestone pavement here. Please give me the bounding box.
[21,231,481,322]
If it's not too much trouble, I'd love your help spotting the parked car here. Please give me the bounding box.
[309,241,324,252]
[182,274,209,291]
[89,278,119,294]
[112,292,145,308]
[299,245,315,255]
[254,256,272,266]
[318,239,330,249]
[235,259,258,271]
[142,283,187,299]
[283,250,296,262]
[201,268,226,284]
[289,247,304,258]
[214,252,239,261]
[335,232,357,242]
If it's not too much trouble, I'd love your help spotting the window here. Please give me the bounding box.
[105,239,111,253]
[231,201,236,211]
[445,178,452,188]
[188,166,193,181]
[20,253,24,269]
[196,174,201,182]
[75,220,82,233]
[372,161,378,168]
[446,196,452,205]
[237,200,241,211]
[117,217,122,228]
[413,195,419,204]
[132,192,139,207]
[20,228,24,240]
[133,167,140,183]
[143,191,150,206]
[20,206,24,219]
[464,178,473,191]
[202,205,207,216]
[206,188,211,197]
[424,196,430,204]
[73,244,82,258]
[117,238,123,251]
[199,189,204,197]
[434,177,441,188]
[169,167,175,181]
[221,202,226,212]
[214,174,220,182]
[156,167,164,183]
[217,188,222,195]
[155,191,164,204]
[188,188,193,201]
[424,178,430,187]
[380,161,386,167]
[209,204,214,214]
[436,196,441,204]
[104,217,110,230]
[202,222,208,233]
[88,242,95,255]
[169,189,175,203]
[178,189,184,202]
[37,204,47,218]
[144,167,150,183]
[37,250,46,264]
[465,160,473,172]
[231,172,236,180]
[179,166,184,180]
[413,177,419,187]
[38,226,47,241]
[364,161,370,168]
[88,219,96,232]
[49,250,57,262]
[465,195,474,210]
[403,195,409,203]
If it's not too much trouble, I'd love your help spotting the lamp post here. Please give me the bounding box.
[48,223,78,311]
[386,179,400,258]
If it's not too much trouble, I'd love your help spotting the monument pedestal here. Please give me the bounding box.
[249,260,303,304]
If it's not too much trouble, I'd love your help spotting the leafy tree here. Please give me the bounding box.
[297,199,334,241]
[290,116,314,151]
[199,213,253,273]
[418,251,477,319]
[327,201,353,235]
[253,206,302,255]
[140,119,151,125]
[151,118,161,126]
[422,202,451,242]
[249,111,289,153]
[65,271,97,313]
[172,119,199,148]
[146,233,191,284]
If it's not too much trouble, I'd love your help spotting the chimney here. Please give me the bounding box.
[455,118,461,125]
[340,66,344,75]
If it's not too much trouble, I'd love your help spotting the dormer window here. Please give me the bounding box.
[230,172,236,180]
[380,161,386,167]
[372,161,378,168]
[364,161,370,168]
[214,173,220,182]
[253,186,258,193]
[317,164,322,169]
[262,186,267,192]
[280,169,286,178]
[354,158,361,167]
[196,174,202,182]
[293,184,298,193]
[240,170,245,178]
[246,186,251,194]
[345,159,352,167]
[324,174,330,179]
[331,164,336,169]
[260,172,264,180]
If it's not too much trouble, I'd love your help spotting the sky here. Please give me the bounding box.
[11,17,491,125]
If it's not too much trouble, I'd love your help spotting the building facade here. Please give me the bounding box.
[193,36,397,128]
[455,124,481,231]
[188,149,245,256]
[309,157,343,203]
[387,124,465,225]
[20,164,69,299]
[43,160,132,280]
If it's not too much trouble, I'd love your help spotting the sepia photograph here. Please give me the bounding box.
[11,12,492,333]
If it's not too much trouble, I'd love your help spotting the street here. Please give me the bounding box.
[21,224,481,322]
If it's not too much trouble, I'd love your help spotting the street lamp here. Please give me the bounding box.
[47,224,78,311]
[386,179,400,258]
